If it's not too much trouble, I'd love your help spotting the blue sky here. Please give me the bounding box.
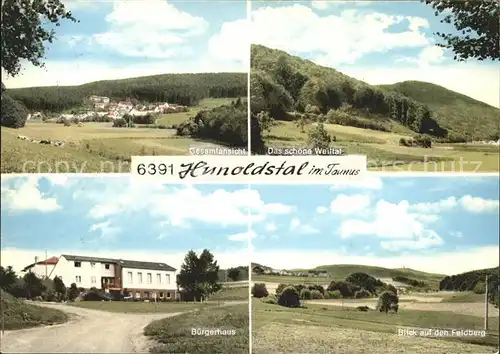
[250,175,499,274]
[3,0,247,88]
[1,175,251,272]
[251,1,499,107]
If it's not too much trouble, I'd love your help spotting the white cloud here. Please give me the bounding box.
[89,220,121,239]
[330,194,371,215]
[330,176,383,190]
[228,230,256,241]
[73,182,293,228]
[316,206,328,214]
[410,195,499,214]
[339,199,444,251]
[208,18,249,66]
[265,223,278,232]
[251,5,430,66]
[251,246,499,275]
[289,217,320,234]
[44,175,69,186]
[1,247,249,274]
[93,0,208,59]
[2,177,61,213]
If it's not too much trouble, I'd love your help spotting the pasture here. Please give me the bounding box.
[1,98,234,173]
[252,297,499,354]
[262,121,500,172]
[69,300,213,314]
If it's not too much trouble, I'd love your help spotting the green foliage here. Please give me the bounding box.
[354,289,372,299]
[9,73,246,112]
[300,288,312,300]
[113,118,128,128]
[53,276,66,300]
[393,276,427,288]
[177,249,222,302]
[256,110,275,133]
[346,272,385,294]
[0,266,17,291]
[473,281,486,294]
[227,268,241,282]
[67,283,80,301]
[327,281,361,298]
[277,286,301,308]
[1,0,77,77]
[132,113,156,125]
[326,290,342,299]
[252,283,269,298]
[376,291,399,313]
[307,284,325,295]
[310,289,324,299]
[423,0,499,61]
[177,102,247,148]
[250,69,294,119]
[261,294,277,304]
[307,123,331,149]
[1,94,29,128]
[440,267,499,305]
[275,283,291,296]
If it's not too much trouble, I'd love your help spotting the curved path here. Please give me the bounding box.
[0,302,183,353]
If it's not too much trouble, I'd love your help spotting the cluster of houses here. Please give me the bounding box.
[252,264,329,278]
[48,95,187,123]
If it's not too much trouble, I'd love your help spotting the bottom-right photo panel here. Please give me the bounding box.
[250,176,499,354]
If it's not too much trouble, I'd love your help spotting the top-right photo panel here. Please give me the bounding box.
[250,0,499,173]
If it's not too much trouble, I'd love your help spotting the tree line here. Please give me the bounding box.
[440,267,499,306]
[6,73,247,112]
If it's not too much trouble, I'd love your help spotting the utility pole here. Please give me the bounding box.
[484,275,489,331]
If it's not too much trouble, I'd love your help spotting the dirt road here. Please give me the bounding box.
[0,302,181,353]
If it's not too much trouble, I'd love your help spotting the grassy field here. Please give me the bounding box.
[210,286,249,301]
[1,291,68,330]
[1,98,234,173]
[144,303,249,354]
[252,299,499,354]
[157,97,235,126]
[69,300,214,314]
[263,121,499,172]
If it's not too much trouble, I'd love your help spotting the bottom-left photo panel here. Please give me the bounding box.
[0,176,250,354]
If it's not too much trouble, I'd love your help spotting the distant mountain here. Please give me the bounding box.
[378,81,500,141]
[251,44,499,141]
[6,72,247,112]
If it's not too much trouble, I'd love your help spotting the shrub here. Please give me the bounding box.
[327,281,360,298]
[67,283,80,301]
[399,137,413,147]
[376,291,399,313]
[307,123,331,149]
[473,281,486,294]
[294,284,307,294]
[1,95,29,128]
[308,284,325,295]
[113,118,127,128]
[414,134,432,148]
[252,283,269,298]
[310,290,324,299]
[300,288,312,300]
[326,290,342,299]
[357,306,370,312]
[275,283,291,296]
[262,295,277,304]
[277,286,301,308]
[133,113,156,125]
[354,289,372,299]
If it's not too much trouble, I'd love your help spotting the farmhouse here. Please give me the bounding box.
[22,254,177,300]
[22,256,59,279]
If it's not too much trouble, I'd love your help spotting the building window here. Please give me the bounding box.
[76,276,82,283]
[166,292,171,299]
[74,261,81,267]
[128,272,133,283]
[159,292,164,298]
[138,272,143,283]
[166,274,170,284]
[91,276,96,284]
[91,262,96,268]
[135,292,140,299]
[147,273,152,284]
[104,264,110,270]
[156,274,161,284]
[144,291,149,299]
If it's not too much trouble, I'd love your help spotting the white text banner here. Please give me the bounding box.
[131,155,367,184]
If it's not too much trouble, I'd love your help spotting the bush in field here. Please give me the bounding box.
[300,288,312,300]
[275,283,291,296]
[376,291,399,314]
[277,286,301,308]
[399,137,413,147]
[251,283,269,298]
[307,123,331,150]
[310,290,324,299]
[354,289,372,299]
[113,118,127,128]
[294,284,306,294]
[262,294,277,304]
[357,306,370,312]
[133,113,156,125]
[473,281,486,294]
[308,284,325,295]
[326,290,342,299]
[1,95,29,128]
[67,283,80,301]
[327,281,360,298]
[413,134,432,148]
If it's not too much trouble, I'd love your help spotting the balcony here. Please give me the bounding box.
[102,283,121,291]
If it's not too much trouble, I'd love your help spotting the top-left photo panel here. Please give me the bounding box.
[1,0,249,174]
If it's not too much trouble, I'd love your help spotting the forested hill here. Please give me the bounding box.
[6,72,247,112]
[251,44,496,140]
[440,267,499,291]
[378,81,500,141]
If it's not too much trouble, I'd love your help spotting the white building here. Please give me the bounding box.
[22,256,59,279]
[23,254,177,300]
